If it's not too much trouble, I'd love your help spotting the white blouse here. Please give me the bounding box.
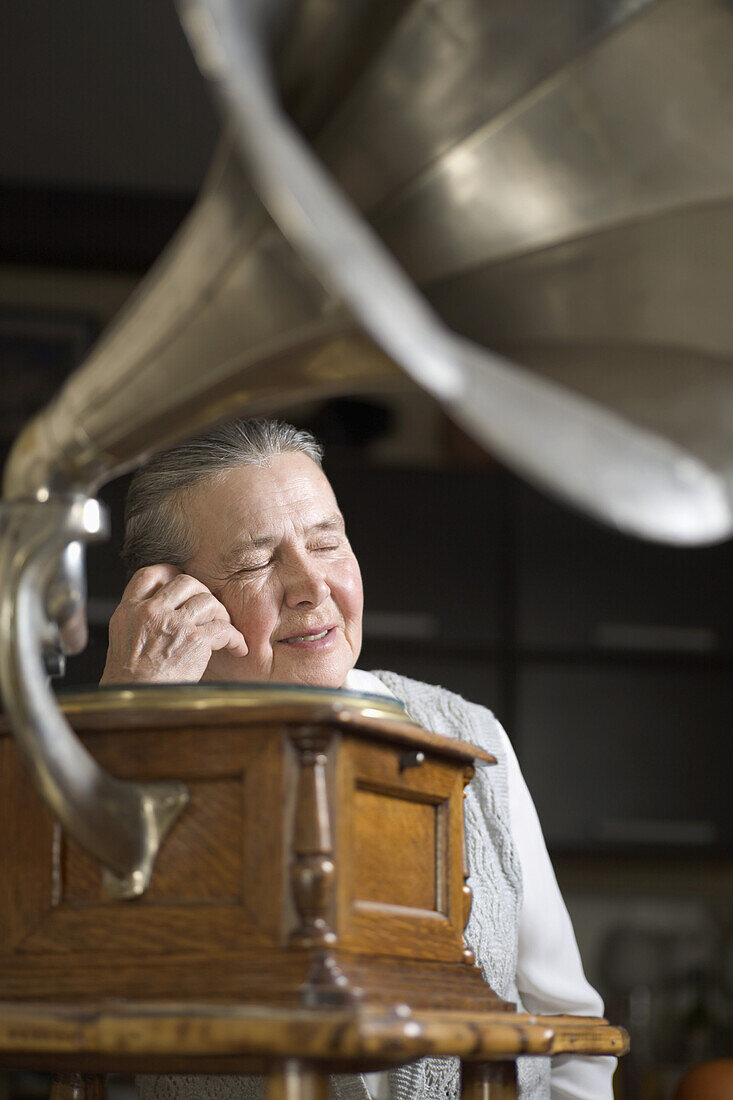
[344,669,616,1100]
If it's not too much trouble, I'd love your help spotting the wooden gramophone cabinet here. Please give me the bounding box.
[0,685,627,1095]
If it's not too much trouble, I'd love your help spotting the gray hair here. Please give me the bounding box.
[122,418,323,577]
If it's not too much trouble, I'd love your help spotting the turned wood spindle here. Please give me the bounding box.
[49,1076,106,1100]
[462,764,476,965]
[289,727,337,947]
[461,1061,517,1100]
[266,1059,329,1100]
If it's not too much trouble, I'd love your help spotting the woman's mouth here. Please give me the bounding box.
[280,627,334,646]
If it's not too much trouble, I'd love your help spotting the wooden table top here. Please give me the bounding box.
[0,684,495,765]
[0,1000,628,1073]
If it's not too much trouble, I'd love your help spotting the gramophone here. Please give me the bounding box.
[3,0,732,1091]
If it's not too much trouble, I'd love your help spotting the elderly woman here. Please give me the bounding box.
[102,419,614,1100]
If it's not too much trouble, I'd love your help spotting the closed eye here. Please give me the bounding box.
[233,559,272,574]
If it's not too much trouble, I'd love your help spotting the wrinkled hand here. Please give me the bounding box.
[100,564,248,685]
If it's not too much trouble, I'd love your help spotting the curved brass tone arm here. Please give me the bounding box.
[0,497,189,899]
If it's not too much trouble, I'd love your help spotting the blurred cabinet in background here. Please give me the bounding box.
[328,464,507,648]
[515,483,733,653]
[516,664,733,850]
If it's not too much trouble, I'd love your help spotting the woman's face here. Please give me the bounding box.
[183,452,363,688]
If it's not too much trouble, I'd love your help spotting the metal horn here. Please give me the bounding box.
[2,0,733,891]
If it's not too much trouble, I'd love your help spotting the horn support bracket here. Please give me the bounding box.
[0,495,189,899]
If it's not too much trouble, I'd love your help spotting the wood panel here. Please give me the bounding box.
[0,739,56,953]
[61,776,245,905]
[0,721,289,996]
[352,788,437,910]
[336,738,464,960]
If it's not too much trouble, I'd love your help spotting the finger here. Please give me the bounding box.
[124,563,182,600]
[224,628,249,657]
[148,572,212,609]
[199,620,249,657]
[177,592,232,625]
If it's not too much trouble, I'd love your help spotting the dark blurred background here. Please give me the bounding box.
[1,3,732,1097]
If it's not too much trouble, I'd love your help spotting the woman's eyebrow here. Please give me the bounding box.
[307,514,345,533]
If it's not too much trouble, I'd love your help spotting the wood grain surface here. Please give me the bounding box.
[1,707,488,1003]
[0,1000,629,1070]
[0,695,625,1086]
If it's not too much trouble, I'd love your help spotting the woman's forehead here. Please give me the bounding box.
[187,453,340,541]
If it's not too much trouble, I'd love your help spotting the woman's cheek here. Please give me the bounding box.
[224,577,279,645]
[333,559,364,617]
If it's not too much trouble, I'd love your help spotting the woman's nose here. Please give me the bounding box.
[282,558,330,609]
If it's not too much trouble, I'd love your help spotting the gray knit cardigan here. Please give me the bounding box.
[138,673,550,1100]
